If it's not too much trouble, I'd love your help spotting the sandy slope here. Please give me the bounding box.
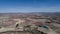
[48,28,58,34]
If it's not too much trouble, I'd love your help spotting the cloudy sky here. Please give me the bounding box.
[0,0,60,13]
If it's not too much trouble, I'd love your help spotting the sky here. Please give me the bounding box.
[0,0,60,13]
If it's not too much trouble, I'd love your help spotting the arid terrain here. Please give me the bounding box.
[0,12,60,34]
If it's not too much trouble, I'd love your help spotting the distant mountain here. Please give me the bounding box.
[54,12,60,16]
[29,12,60,16]
[0,12,60,16]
